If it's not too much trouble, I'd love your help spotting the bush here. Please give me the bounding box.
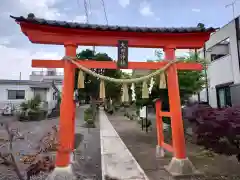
[183,103,240,159]
[84,107,95,127]
[18,95,48,121]
[84,110,91,122]
[20,95,41,112]
[162,117,171,125]
[19,110,47,121]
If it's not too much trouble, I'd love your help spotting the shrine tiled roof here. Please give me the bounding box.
[10,13,215,33]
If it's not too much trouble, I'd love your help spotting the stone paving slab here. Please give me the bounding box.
[99,109,149,180]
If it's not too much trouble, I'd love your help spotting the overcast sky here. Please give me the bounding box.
[0,0,239,80]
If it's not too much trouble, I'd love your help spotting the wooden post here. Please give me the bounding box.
[164,46,186,159]
[55,43,77,167]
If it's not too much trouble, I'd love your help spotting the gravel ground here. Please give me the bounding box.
[106,111,240,180]
[0,106,102,180]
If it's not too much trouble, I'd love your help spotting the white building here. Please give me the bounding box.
[198,16,240,108]
[0,68,63,111]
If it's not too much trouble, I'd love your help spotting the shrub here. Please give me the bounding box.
[84,107,96,126]
[20,95,41,112]
[84,108,92,122]
[19,110,47,121]
[18,95,46,121]
[183,103,240,159]
[162,117,171,125]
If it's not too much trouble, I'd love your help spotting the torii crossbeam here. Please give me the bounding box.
[11,13,215,177]
[32,59,203,70]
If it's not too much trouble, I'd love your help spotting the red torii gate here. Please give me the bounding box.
[11,14,214,176]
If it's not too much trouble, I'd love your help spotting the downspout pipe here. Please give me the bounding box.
[203,45,209,104]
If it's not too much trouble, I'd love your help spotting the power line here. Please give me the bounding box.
[88,0,92,15]
[83,0,89,23]
[100,0,108,25]
[82,0,95,54]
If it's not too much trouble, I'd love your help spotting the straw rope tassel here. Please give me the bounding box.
[131,83,136,102]
[77,70,85,89]
[99,80,105,99]
[121,84,129,102]
[142,81,149,99]
[159,72,167,89]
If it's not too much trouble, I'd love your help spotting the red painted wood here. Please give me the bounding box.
[160,111,172,117]
[165,47,187,159]
[55,44,77,167]
[19,22,213,48]
[32,59,203,71]
[162,142,174,153]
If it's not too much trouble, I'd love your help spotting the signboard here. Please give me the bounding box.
[140,106,147,118]
[117,40,128,68]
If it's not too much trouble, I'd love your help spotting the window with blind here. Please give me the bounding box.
[8,90,25,100]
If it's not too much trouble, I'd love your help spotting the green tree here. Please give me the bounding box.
[154,49,164,60]
[134,51,206,109]
[75,49,122,101]
[197,23,205,29]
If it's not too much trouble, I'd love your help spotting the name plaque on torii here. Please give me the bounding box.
[117,40,128,68]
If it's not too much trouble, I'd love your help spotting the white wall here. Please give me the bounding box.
[208,44,229,57]
[0,84,59,111]
[197,19,240,108]
[206,20,240,84]
[0,84,33,109]
[207,55,234,107]
[208,55,234,86]
[46,88,54,111]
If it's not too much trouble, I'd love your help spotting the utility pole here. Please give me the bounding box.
[226,0,239,19]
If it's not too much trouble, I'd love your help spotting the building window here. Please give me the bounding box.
[53,92,58,100]
[211,54,226,61]
[8,90,25,100]
[216,83,232,108]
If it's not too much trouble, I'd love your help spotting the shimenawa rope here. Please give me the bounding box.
[62,56,179,84]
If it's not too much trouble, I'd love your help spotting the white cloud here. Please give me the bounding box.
[118,0,130,8]
[139,1,154,17]
[19,0,64,19]
[0,45,63,80]
[155,17,160,21]
[175,49,190,57]
[0,37,11,46]
[192,8,201,12]
[73,15,87,23]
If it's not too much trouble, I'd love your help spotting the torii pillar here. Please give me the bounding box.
[49,43,77,179]
[164,46,197,175]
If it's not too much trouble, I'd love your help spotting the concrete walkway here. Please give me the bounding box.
[73,105,102,179]
[99,108,149,180]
